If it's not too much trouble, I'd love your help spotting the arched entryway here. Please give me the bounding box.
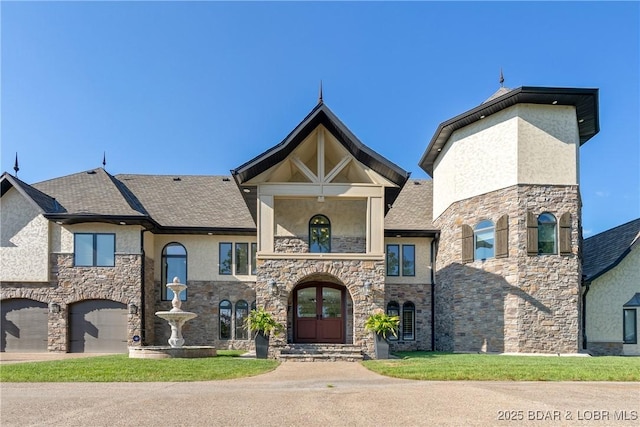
[293,282,346,343]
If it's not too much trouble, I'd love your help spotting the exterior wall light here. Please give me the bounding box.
[128,303,138,315]
[49,303,60,314]
[269,279,278,296]
[363,281,372,297]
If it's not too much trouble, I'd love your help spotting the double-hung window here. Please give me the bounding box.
[74,233,115,267]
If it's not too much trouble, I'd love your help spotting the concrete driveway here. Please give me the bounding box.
[1,357,639,427]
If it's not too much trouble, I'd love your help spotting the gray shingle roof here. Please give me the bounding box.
[4,168,434,234]
[1,172,62,213]
[32,168,146,217]
[384,179,435,233]
[116,174,255,230]
[583,218,640,282]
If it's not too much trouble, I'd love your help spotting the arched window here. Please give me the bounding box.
[474,220,495,260]
[309,215,331,253]
[538,213,557,255]
[235,300,249,340]
[161,243,187,301]
[219,300,232,340]
[402,302,415,341]
[387,301,400,341]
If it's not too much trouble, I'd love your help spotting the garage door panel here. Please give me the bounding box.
[1,299,48,352]
[70,300,127,353]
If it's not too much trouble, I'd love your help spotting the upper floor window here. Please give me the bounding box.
[309,215,331,253]
[74,233,115,267]
[538,213,557,255]
[220,242,257,276]
[386,244,415,276]
[474,220,495,260]
[162,243,187,301]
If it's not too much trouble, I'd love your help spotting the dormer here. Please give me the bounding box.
[232,102,409,255]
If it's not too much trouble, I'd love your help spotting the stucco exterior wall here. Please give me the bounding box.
[275,198,366,238]
[432,104,579,220]
[152,234,256,282]
[383,237,433,284]
[586,247,640,355]
[0,188,50,282]
[59,223,142,254]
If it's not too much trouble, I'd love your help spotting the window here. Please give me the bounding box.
[220,300,232,340]
[251,243,258,275]
[309,215,331,253]
[74,233,115,267]
[235,243,249,275]
[402,302,415,341]
[219,243,232,275]
[474,220,495,260]
[386,245,400,276]
[387,301,400,341]
[538,213,557,255]
[161,243,187,301]
[624,309,637,344]
[402,245,415,276]
[235,300,249,340]
[387,244,415,276]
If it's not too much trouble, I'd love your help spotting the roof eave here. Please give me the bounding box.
[419,86,600,176]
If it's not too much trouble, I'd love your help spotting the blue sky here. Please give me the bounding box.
[1,1,638,237]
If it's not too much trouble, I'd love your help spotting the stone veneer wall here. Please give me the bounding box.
[257,257,386,358]
[152,280,256,350]
[433,184,581,354]
[385,283,432,351]
[274,236,366,253]
[0,253,143,352]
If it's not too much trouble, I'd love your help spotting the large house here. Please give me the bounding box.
[2,84,638,358]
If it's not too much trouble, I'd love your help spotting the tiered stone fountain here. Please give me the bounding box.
[128,277,216,359]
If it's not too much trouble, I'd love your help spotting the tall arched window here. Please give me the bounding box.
[387,301,400,341]
[309,215,331,253]
[474,220,495,260]
[162,243,187,301]
[402,301,415,341]
[219,300,232,340]
[235,300,249,340]
[538,213,557,255]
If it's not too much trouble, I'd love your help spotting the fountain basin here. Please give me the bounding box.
[129,345,216,359]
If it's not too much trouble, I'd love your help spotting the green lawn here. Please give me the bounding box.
[362,352,640,381]
[0,350,278,382]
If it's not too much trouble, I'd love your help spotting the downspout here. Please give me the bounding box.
[430,233,439,352]
[140,229,149,345]
[581,277,589,351]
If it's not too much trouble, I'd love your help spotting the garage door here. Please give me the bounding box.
[1,299,48,352]
[69,300,128,353]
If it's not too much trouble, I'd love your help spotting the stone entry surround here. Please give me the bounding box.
[257,257,385,359]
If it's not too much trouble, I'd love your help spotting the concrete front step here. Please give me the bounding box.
[276,344,364,362]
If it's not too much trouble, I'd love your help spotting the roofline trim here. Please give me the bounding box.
[419,86,600,176]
